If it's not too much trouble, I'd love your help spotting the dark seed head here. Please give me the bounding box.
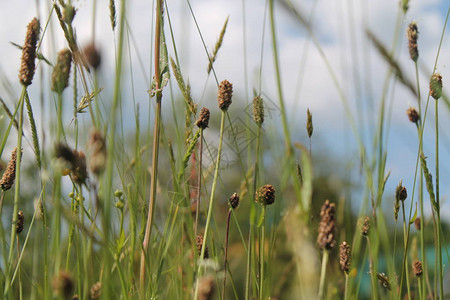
[406,107,420,124]
[195,107,210,129]
[339,241,351,273]
[217,80,233,111]
[255,184,275,206]
[19,18,40,86]
[229,193,240,209]
[317,200,336,250]
[413,260,423,277]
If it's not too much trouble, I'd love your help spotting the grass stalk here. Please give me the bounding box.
[194,129,204,237]
[434,97,443,299]
[318,249,329,300]
[344,273,349,300]
[259,205,266,300]
[139,7,163,296]
[222,208,232,300]
[193,110,226,300]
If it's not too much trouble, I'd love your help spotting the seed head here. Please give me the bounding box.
[217,80,233,111]
[407,22,419,62]
[255,184,275,206]
[71,151,87,186]
[229,193,240,209]
[51,49,72,94]
[396,181,407,202]
[195,107,210,129]
[89,281,102,299]
[19,18,40,86]
[196,235,209,259]
[252,96,264,125]
[306,109,313,138]
[339,241,351,273]
[413,260,423,277]
[361,216,370,236]
[0,148,21,191]
[430,73,443,100]
[52,271,74,299]
[89,130,107,176]
[317,200,336,250]
[83,43,101,70]
[406,107,420,124]
[377,272,391,290]
[16,211,24,234]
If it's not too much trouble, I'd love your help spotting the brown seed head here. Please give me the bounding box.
[339,241,351,273]
[361,216,370,236]
[51,49,72,94]
[252,96,264,125]
[255,184,275,206]
[406,107,420,124]
[89,281,102,299]
[414,217,421,230]
[413,260,423,277]
[89,130,107,176]
[19,18,40,86]
[217,80,233,111]
[52,271,74,299]
[72,295,79,300]
[430,73,443,100]
[317,200,336,250]
[229,192,240,209]
[83,43,102,70]
[396,181,407,202]
[16,211,24,234]
[407,22,419,62]
[306,108,313,138]
[196,235,209,259]
[0,148,21,191]
[198,276,215,300]
[195,107,210,129]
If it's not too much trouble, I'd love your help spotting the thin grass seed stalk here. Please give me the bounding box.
[307,108,313,138]
[19,18,40,86]
[207,17,229,74]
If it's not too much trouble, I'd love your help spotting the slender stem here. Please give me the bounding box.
[435,98,442,300]
[4,87,25,297]
[259,205,266,300]
[193,111,226,300]
[366,236,378,300]
[245,125,261,300]
[400,202,411,299]
[318,249,329,300]
[222,209,232,300]
[344,273,349,300]
[194,130,204,237]
[138,0,163,295]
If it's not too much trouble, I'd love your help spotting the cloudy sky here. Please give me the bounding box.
[0,0,449,217]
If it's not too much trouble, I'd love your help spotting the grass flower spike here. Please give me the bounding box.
[19,18,40,86]
[217,80,233,111]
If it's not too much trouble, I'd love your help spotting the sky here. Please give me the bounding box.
[0,0,449,218]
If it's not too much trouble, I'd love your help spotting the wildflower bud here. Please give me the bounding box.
[255,184,275,206]
[19,18,40,86]
[89,130,107,176]
[196,235,209,259]
[52,271,74,299]
[229,193,240,209]
[407,22,419,62]
[406,107,420,124]
[89,281,102,299]
[413,260,423,277]
[217,80,233,111]
[16,211,24,234]
[430,73,443,100]
[83,43,102,70]
[51,49,72,94]
[306,109,313,138]
[339,241,351,273]
[195,107,210,129]
[252,96,264,125]
[0,148,21,191]
[361,216,370,236]
[317,200,336,250]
